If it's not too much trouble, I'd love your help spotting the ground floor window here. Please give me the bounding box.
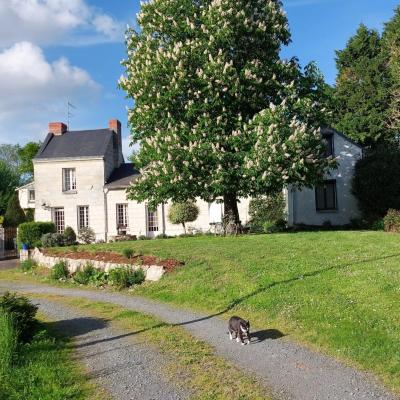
[53,207,65,233]
[116,204,128,229]
[147,208,159,232]
[315,180,337,211]
[78,206,89,229]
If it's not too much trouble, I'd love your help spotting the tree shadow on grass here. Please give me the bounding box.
[43,253,400,349]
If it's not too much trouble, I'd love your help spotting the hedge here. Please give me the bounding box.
[17,221,56,249]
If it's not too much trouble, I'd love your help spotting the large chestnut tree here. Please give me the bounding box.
[120,0,333,224]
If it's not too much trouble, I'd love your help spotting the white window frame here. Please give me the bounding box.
[147,208,159,232]
[116,204,128,228]
[62,168,77,192]
[28,189,35,202]
[78,206,89,230]
[53,207,65,233]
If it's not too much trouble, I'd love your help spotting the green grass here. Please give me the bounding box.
[0,312,101,400]
[30,294,270,400]
[55,231,400,393]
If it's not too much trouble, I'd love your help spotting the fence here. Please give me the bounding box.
[0,227,18,259]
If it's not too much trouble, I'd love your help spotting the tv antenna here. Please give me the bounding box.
[67,101,76,130]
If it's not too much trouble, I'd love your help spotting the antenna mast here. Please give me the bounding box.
[67,101,76,130]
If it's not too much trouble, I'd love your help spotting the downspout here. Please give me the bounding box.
[161,203,166,235]
[104,187,109,242]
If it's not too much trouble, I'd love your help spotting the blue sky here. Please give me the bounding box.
[0,0,398,158]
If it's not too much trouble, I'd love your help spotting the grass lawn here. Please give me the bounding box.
[58,230,400,393]
[0,317,102,400]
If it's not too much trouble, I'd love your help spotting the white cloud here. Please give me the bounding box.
[0,41,100,143]
[0,0,124,47]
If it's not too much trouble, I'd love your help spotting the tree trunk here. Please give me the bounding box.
[223,192,241,235]
[182,222,186,234]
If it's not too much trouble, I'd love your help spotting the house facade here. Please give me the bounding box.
[19,120,362,241]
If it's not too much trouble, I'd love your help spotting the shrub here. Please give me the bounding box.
[383,209,400,232]
[78,227,96,244]
[122,248,134,259]
[4,193,26,227]
[109,266,145,289]
[63,226,76,246]
[20,259,37,272]
[18,221,56,249]
[168,201,199,234]
[0,292,38,342]
[51,261,69,280]
[156,233,169,239]
[249,193,286,233]
[353,146,400,220]
[138,235,149,240]
[88,269,108,287]
[73,263,96,285]
[0,215,4,225]
[41,232,64,248]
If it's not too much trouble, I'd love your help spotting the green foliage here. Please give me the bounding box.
[248,193,286,233]
[108,266,145,289]
[24,208,34,222]
[63,226,77,246]
[138,235,150,240]
[121,0,332,223]
[0,160,20,215]
[78,227,95,244]
[41,232,64,248]
[20,259,37,272]
[0,215,4,225]
[334,24,391,146]
[0,312,18,376]
[122,248,134,259]
[17,142,41,180]
[18,221,56,249]
[0,292,38,343]
[382,6,400,134]
[168,201,199,233]
[383,209,400,232]
[51,261,69,280]
[73,263,96,285]
[4,192,26,227]
[352,146,400,220]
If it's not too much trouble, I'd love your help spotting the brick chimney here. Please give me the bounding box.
[49,122,67,136]
[108,119,123,166]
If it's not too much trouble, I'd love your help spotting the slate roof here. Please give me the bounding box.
[105,163,140,189]
[35,129,113,159]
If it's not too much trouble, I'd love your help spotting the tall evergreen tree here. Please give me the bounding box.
[4,192,26,227]
[383,6,400,136]
[120,0,333,224]
[0,160,20,215]
[334,24,390,146]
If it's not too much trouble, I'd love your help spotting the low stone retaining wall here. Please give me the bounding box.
[25,248,165,282]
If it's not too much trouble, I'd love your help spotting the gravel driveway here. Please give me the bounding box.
[15,296,188,400]
[1,281,397,400]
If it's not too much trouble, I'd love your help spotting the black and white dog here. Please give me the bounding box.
[228,316,250,345]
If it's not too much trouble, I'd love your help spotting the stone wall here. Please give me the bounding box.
[29,248,165,282]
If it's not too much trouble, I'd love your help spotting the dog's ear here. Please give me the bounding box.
[247,320,250,326]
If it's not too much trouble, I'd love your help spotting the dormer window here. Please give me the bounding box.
[62,168,76,192]
[322,134,334,157]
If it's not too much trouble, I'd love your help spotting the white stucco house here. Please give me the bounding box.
[18,119,362,241]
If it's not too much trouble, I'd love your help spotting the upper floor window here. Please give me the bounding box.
[315,180,337,211]
[78,206,89,230]
[28,189,35,202]
[63,168,76,192]
[322,134,334,157]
